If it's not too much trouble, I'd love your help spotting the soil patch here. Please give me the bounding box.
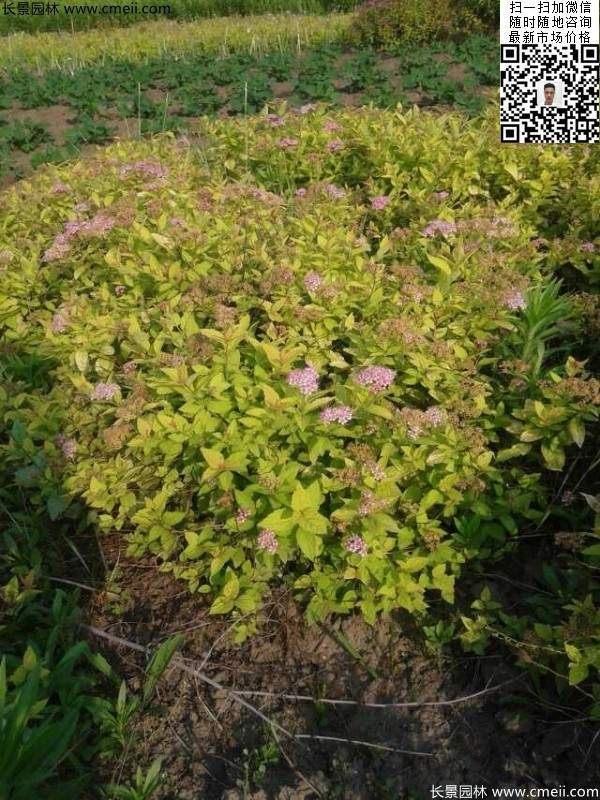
[80,533,600,799]
[10,102,73,144]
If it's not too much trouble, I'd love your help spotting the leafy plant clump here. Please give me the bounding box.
[1,106,599,648]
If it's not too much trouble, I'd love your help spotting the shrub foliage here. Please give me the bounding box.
[1,106,599,649]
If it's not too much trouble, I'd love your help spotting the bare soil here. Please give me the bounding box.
[82,533,600,800]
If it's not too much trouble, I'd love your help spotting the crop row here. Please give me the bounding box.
[0,37,498,182]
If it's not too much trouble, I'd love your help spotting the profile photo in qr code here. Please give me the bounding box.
[537,78,565,107]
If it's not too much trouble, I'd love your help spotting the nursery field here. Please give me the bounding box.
[1,3,600,799]
[0,31,497,185]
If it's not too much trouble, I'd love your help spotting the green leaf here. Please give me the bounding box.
[541,442,565,471]
[209,596,235,615]
[46,494,69,521]
[74,350,89,372]
[260,508,295,534]
[143,635,184,705]
[568,662,589,686]
[201,448,224,469]
[568,418,585,447]
[426,253,452,275]
[291,481,321,512]
[222,569,240,600]
[296,529,322,560]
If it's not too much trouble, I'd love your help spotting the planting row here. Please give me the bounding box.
[0,37,497,182]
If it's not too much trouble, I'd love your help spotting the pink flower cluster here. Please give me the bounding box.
[424,406,444,426]
[319,405,353,425]
[367,461,386,480]
[581,241,596,253]
[90,382,119,401]
[51,312,69,333]
[370,195,390,211]
[43,211,117,263]
[345,535,368,556]
[51,181,69,194]
[358,490,389,516]
[55,434,76,460]
[257,528,278,553]
[325,183,346,200]
[278,137,299,150]
[421,219,457,237]
[297,102,317,114]
[323,120,342,132]
[355,366,395,393]
[287,366,319,395]
[295,187,308,198]
[502,289,527,311]
[267,113,285,127]
[119,160,169,179]
[399,406,445,440]
[114,284,127,296]
[304,271,322,292]
[236,507,251,524]
[249,187,284,206]
[327,138,344,152]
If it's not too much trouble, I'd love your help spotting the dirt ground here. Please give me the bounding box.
[82,533,600,800]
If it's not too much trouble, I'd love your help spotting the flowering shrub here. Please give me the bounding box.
[1,105,598,642]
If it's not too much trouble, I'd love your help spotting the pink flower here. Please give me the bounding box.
[421,219,457,237]
[287,366,319,396]
[581,241,596,253]
[367,461,385,480]
[51,312,69,333]
[327,138,344,152]
[257,528,278,554]
[55,434,76,460]
[323,120,342,132]
[502,289,527,311]
[51,181,69,194]
[295,187,307,198]
[325,183,346,200]
[561,490,575,506]
[236,507,251,524]
[345,535,368,556]
[424,406,444,426]
[114,284,127,296]
[119,160,168,179]
[277,137,299,150]
[320,405,353,425]
[370,195,390,211]
[432,190,449,201]
[355,366,395,393]
[43,233,70,263]
[122,361,137,375]
[304,272,322,293]
[298,103,317,114]
[170,217,186,227]
[90,382,119,401]
[267,113,285,127]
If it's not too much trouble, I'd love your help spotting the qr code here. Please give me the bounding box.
[501,43,599,143]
